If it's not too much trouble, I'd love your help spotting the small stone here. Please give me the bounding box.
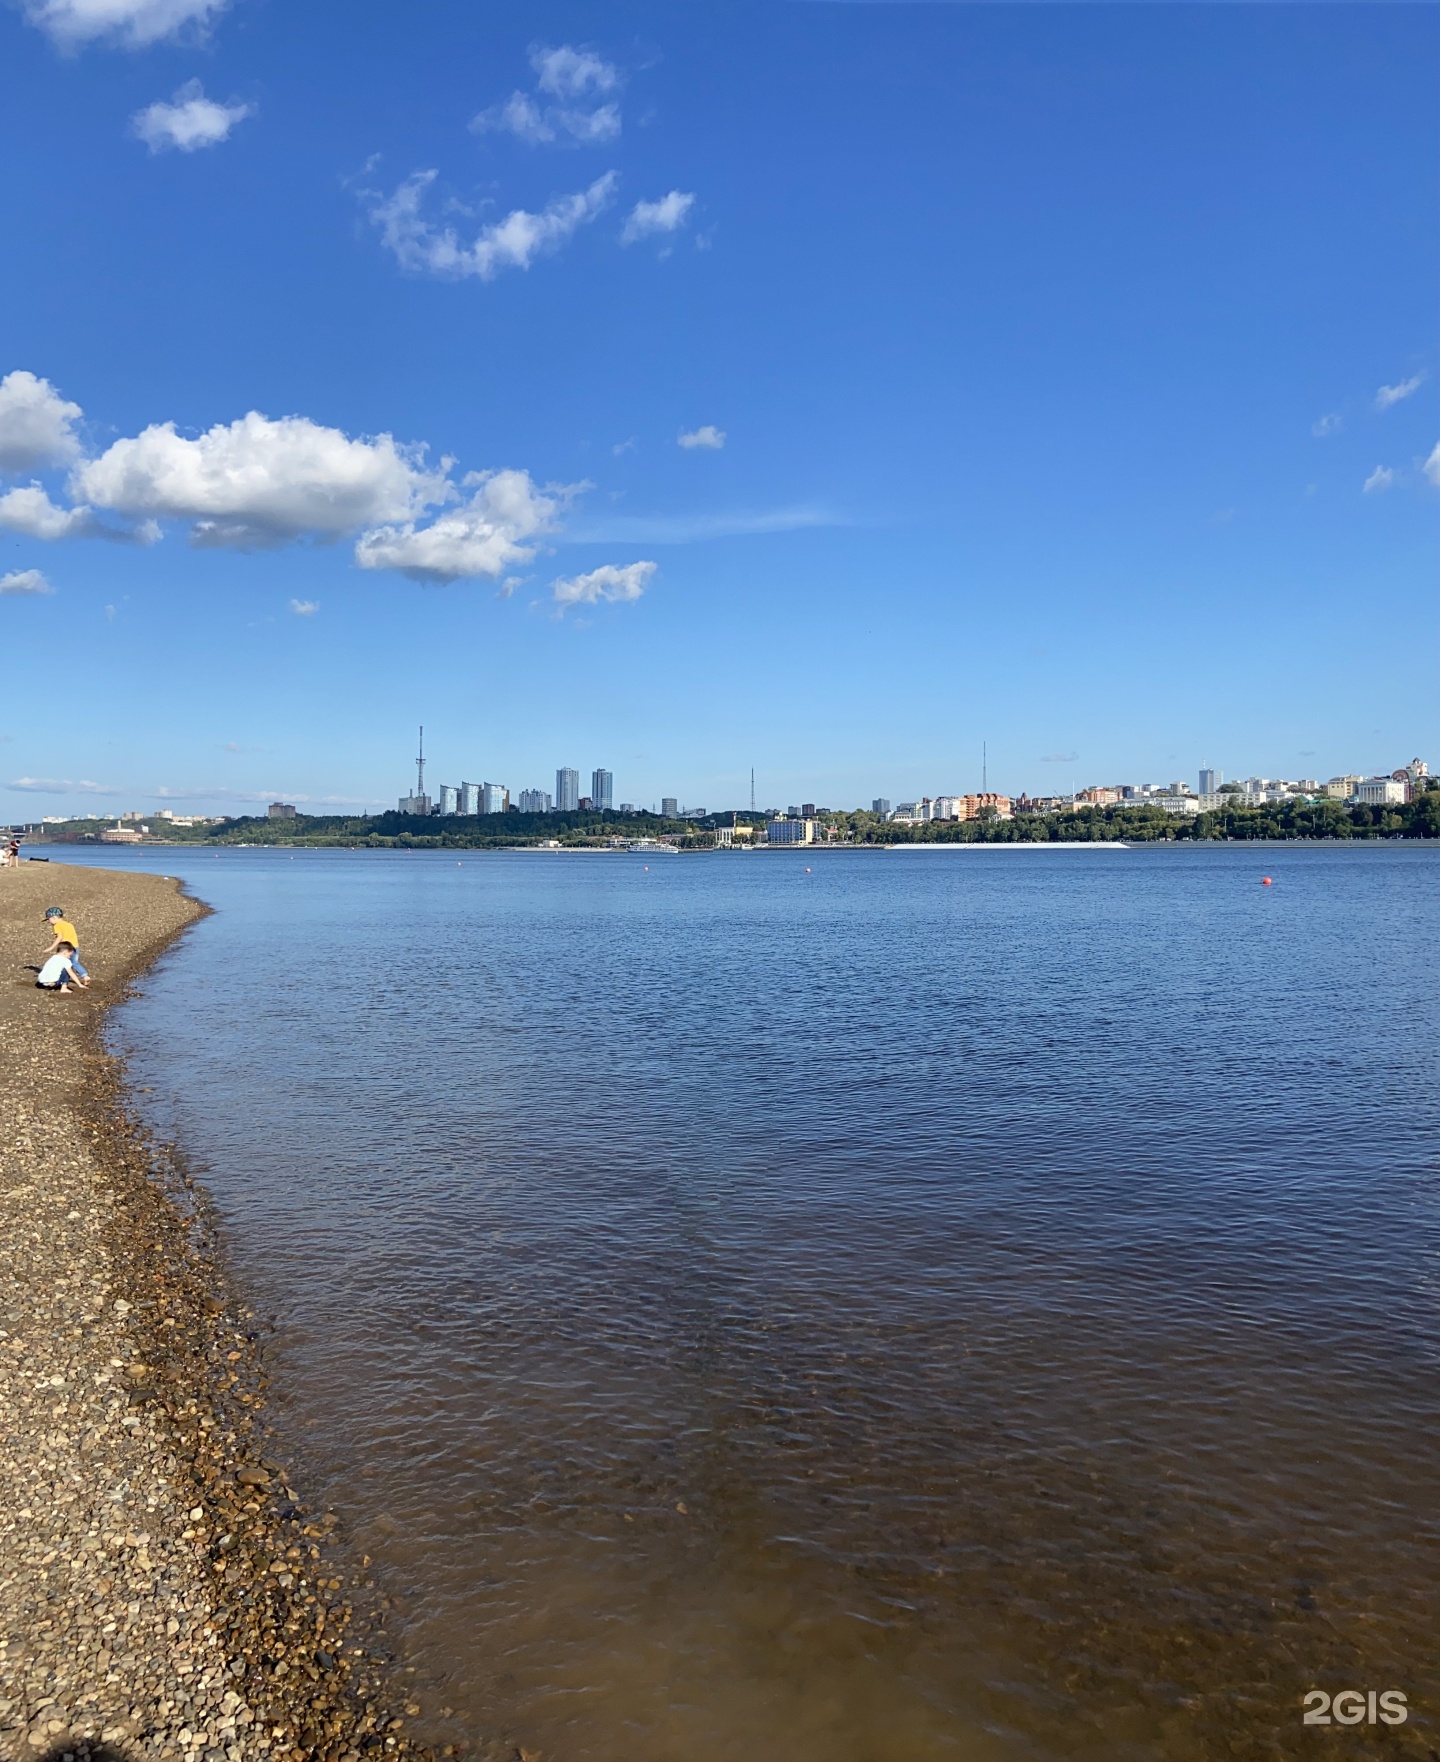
[235,1468,270,1488]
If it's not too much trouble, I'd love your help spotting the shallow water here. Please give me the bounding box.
[53,843,1440,1759]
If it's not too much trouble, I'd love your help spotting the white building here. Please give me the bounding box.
[459,782,481,816]
[555,768,580,812]
[517,788,551,814]
[480,783,509,814]
[1354,776,1407,806]
[592,768,614,811]
[1154,794,1201,814]
[438,785,459,815]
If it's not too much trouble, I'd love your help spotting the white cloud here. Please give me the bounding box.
[21,0,229,48]
[355,469,564,582]
[531,44,619,99]
[552,559,655,610]
[73,410,448,548]
[471,90,620,146]
[0,483,160,544]
[1374,373,1425,411]
[0,370,83,471]
[1311,412,1342,439]
[1362,465,1396,494]
[1424,442,1440,488]
[369,171,617,280]
[288,598,319,615]
[570,504,833,544]
[0,568,54,597]
[676,424,725,451]
[132,80,253,153]
[9,776,112,792]
[622,190,695,245]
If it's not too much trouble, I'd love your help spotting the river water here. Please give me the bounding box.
[49,843,1440,1760]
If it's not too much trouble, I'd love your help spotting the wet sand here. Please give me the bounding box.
[0,861,431,1762]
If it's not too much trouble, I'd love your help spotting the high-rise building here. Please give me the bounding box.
[1198,768,1219,796]
[872,798,891,816]
[801,802,816,818]
[661,796,679,818]
[267,802,297,819]
[592,768,613,811]
[438,785,459,815]
[556,767,580,812]
[460,782,481,816]
[517,788,552,814]
[480,783,509,814]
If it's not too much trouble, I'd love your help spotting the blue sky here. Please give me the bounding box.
[0,0,1435,816]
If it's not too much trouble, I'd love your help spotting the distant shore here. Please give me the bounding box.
[0,864,429,1762]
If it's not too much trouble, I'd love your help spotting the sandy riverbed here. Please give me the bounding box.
[0,862,433,1762]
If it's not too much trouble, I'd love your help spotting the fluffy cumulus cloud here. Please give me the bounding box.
[72,411,448,547]
[0,568,54,596]
[369,171,617,280]
[132,80,253,152]
[1362,465,1396,495]
[356,469,563,582]
[552,559,655,610]
[21,0,229,49]
[0,368,648,597]
[621,191,695,245]
[677,424,725,451]
[0,371,83,471]
[0,483,159,543]
[471,42,621,146]
[1374,373,1425,411]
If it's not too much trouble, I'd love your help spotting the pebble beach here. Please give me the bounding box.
[0,862,434,1762]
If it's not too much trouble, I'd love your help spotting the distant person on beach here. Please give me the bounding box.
[35,942,81,994]
[42,907,90,985]
[4,839,17,868]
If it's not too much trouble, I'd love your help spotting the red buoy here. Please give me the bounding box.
[1261,876,1273,886]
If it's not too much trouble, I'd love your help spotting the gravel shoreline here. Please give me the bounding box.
[1,863,435,1762]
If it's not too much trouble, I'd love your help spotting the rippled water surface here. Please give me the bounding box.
[56,844,1440,1759]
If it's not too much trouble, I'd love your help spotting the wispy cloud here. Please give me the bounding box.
[132,80,253,153]
[1374,373,1425,411]
[368,170,617,280]
[622,190,695,245]
[1311,412,1342,439]
[677,424,725,451]
[1362,465,1395,494]
[552,560,655,612]
[0,568,54,596]
[8,776,112,793]
[471,43,622,147]
[570,504,838,544]
[1039,751,1079,763]
[1425,442,1440,489]
[288,598,319,615]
